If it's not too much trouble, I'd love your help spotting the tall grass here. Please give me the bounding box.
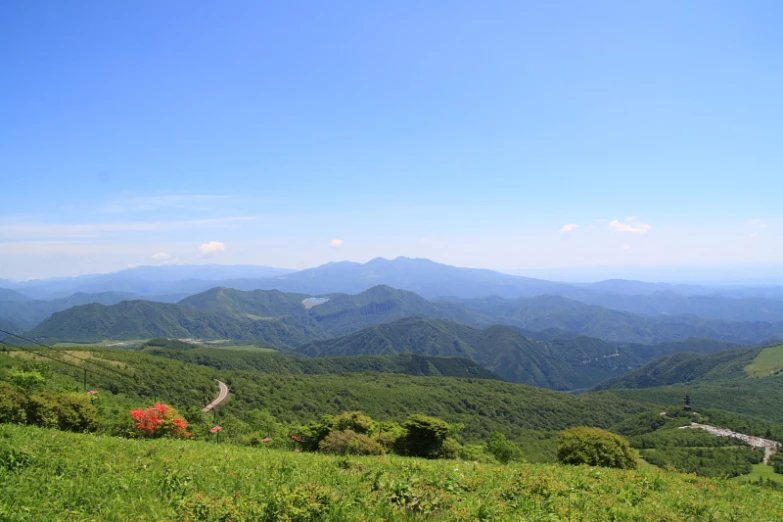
[2,424,782,521]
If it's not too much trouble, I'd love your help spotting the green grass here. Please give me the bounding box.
[745,344,783,378]
[2,424,783,521]
[732,463,783,485]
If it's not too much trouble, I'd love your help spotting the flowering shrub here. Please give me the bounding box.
[129,403,191,438]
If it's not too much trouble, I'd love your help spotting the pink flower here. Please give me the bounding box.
[210,426,223,433]
[262,437,272,443]
[87,390,98,396]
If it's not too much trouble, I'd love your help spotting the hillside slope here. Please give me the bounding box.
[296,318,740,390]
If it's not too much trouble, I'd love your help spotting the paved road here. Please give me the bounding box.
[680,422,781,465]
[202,379,229,413]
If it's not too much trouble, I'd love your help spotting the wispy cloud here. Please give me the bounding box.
[329,239,344,247]
[609,218,651,234]
[0,216,261,240]
[559,223,579,235]
[151,252,170,260]
[99,193,233,214]
[198,241,226,258]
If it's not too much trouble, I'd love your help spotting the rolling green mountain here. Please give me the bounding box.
[594,344,783,424]
[179,287,311,318]
[179,285,487,336]
[27,285,483,348]
[295,317,739,390]
[452,294,783,345]
[27,300,323,349]
[0,291,141,330]
[593,343,783,391]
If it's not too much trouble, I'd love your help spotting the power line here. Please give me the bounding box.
[0,328,144,381]
[0,338,124,384]
[0,329,168,398]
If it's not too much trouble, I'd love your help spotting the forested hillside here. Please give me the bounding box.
[297,317,745,390]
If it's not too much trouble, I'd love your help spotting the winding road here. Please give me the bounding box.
[202,379,229,413]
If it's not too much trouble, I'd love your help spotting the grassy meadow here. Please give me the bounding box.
[2,424,783,521]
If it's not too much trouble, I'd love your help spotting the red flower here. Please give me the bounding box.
[128,403,189,438]
[210,425,223,433]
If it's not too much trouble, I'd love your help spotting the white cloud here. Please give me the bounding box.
[559,223,579,234]
[198,241,226,257]
[609,218,652,234]
[151,252,170,260]
[329,239,344,247]
[621,245,632,250]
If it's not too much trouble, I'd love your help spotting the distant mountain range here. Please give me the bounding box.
[5,258,783,325]
[25,283,764,390]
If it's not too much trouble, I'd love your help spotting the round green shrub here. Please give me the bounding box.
[556,426,638,469]
[319,430,385,456]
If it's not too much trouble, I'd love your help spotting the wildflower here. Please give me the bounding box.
[262,437,273,443]
[210,426,223,433]
[86,390,98,396]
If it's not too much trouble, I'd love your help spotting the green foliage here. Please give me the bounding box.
[641,446,763,478]
[485,432,522,464]
[399,414,452,458]
[318,430,385,456]
[0,345,655,462]
[557,426,638,469]
[330,411,376,435]
[4,424,783,521]
[5,368,45,392]
[0,381,99,432]
[772,451,783,474]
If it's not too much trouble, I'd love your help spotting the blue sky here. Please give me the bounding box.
[1,1,782,280]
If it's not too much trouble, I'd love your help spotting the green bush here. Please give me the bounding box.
[0,382,27,424]
[772,451,783,474]
[440,437,463,459]
[25,393,100,432]
[319,429,385,455]
[330,411,376,435]
[0,382,99,433]
[557,426,638,469]
[398,414,452,458]
[485,432,521,464]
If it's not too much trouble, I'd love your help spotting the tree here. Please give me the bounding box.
[399,414,452,458]
[485,432,521,464]
[556,426,638,469]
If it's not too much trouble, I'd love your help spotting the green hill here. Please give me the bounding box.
[142,344,501,380]
[27,300,323,349]
[0,343,651,449]
[5,424,782,521]
[28,286,485,347]
[179,286,311,318]
[594,344,783,424]
[295,318,738,390]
